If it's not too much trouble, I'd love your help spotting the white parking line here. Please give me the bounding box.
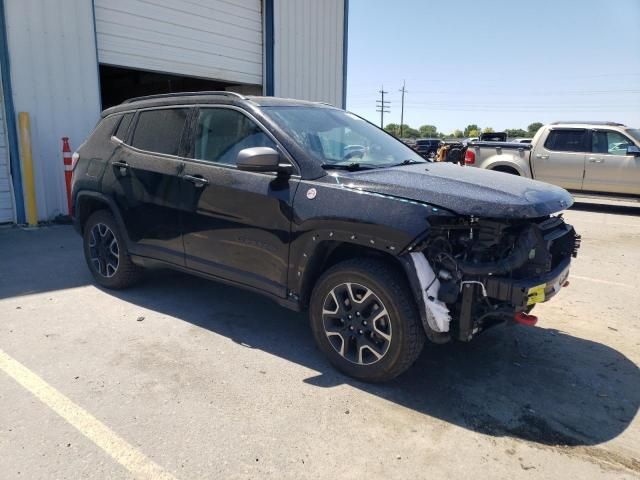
[0,349,177,480]
[570,275,633,289]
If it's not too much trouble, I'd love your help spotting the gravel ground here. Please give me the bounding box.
[0,199,639,479]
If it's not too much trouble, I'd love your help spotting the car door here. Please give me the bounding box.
[103,107,190,265]
[531,128,588,190]
[583,129,640,195]
[180,106,299,297]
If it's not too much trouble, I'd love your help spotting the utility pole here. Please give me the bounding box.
[376,85,390,129]
[399,81,407,138]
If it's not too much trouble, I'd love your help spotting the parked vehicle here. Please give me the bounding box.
[436,140,466,164]
[343,144,366,159]
[72,92,580,382]
[508,138,532,144]
[413,138,442,158]
[464,121,640,196]
[479,132,507,142]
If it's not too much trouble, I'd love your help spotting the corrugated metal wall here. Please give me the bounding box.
[0,71,14,223]
[4,0,101,221]
[94,0,263,86]
[273,0,345,107]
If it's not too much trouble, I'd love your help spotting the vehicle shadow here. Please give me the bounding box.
[107,269,640,448]
[0,226,92,300]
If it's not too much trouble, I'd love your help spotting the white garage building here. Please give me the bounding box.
[0,0,348,224]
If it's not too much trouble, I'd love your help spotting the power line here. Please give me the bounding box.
[376,85,390,128]
[399,81,407,137]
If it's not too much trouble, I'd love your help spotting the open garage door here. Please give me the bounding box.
[99,65,260,109]
[94,0,263,88]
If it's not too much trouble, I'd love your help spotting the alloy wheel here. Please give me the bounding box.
[321,282,392,365]
[89,223,119,278]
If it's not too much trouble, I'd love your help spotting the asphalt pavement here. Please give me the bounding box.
[1,200,639,479]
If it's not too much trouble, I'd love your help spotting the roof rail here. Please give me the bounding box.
[122,91,246,104]
[550,120,626,126]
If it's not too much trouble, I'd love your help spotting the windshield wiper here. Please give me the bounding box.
[389,159,427,167]
[320,163,377,171]
[385,158,429,168]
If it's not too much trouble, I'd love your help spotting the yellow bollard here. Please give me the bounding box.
[18,112,38,226]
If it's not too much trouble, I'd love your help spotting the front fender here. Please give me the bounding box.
[288,179,451,301]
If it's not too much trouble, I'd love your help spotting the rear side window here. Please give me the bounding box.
[89,115,119,143]
[193,108,275,165]
[131,108,189,156]
[114,113,134,141]
[544,129,587,152]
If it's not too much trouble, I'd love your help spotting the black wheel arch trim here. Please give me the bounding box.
[74,190,134,251]
[291,232,409,307]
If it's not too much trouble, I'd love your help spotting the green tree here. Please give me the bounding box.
[418,124,438,138]
[505,128,528,138]
[527,122,544,136]
[464,124,479,137]
[482,127,495,134]
[452,129,464,138]
[467,129,479,138]
[384,123,400,137]
[402,125,420,138]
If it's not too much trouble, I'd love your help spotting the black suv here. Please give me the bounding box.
[413,138,442,158]
[72,92,580,382]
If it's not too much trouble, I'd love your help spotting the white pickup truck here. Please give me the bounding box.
[463,121,640,196]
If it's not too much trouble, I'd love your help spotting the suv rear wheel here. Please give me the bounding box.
[83,210,142,289]
[310,258,425,382]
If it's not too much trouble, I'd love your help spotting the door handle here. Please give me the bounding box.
[112,161,129,176]
[536,154,549,159]
[182,174,209,187]
[588,157,604,163]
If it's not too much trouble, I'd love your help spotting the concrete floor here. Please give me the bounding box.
[1,200,639,479]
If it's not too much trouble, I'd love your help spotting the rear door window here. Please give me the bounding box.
[544,129,588,152]
[131,108,190,156]
[193,108,276,165]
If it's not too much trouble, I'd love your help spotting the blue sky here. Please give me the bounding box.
[345,0,640,134]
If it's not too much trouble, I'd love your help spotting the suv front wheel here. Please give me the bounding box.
[83,210,142,289]
[310,258,425,382]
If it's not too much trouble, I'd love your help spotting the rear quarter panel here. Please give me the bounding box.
[71,115,120,212]
[471,145,532,177]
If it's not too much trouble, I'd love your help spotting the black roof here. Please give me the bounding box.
[101,91,334,117]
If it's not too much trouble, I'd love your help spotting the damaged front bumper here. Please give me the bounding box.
[484,256,571,309]
[401,215,580,343]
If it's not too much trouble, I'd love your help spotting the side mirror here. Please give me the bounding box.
[236,147,292,174]
[626,145,640,157]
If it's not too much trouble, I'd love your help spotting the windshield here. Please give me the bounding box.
[262,106,426,168]
[626,128,640,143]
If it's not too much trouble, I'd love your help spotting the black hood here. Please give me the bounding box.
[323,162,573,218]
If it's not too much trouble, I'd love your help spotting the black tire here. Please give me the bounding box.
[309,258,426,382]
[83,209,142,289]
